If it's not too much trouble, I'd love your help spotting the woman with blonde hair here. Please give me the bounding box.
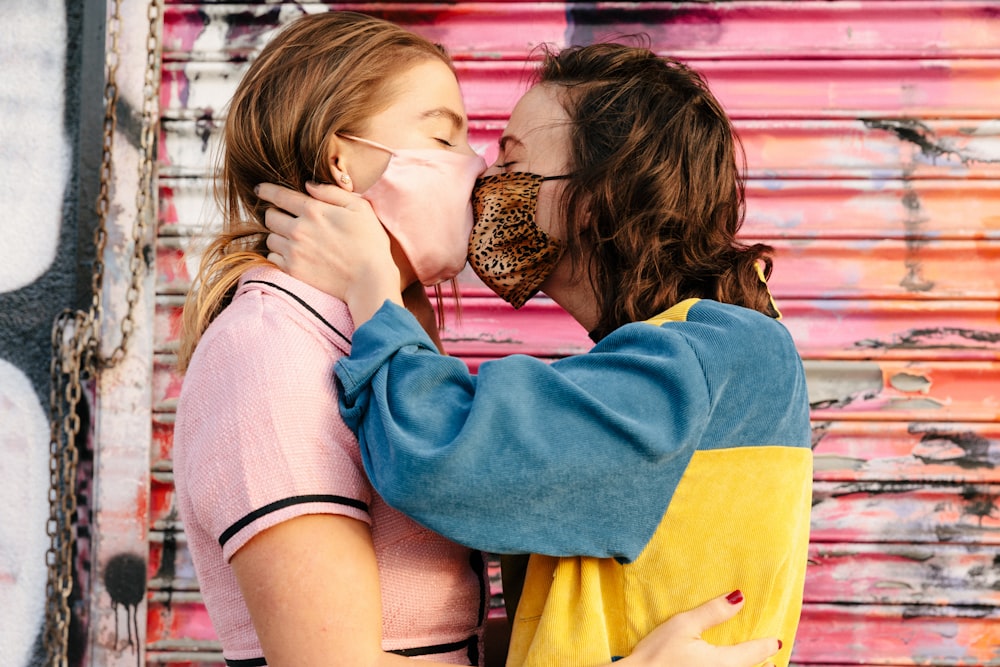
[175,12,489,666]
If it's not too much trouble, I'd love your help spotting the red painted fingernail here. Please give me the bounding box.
[778,639,783,650]
[726,590,743,604]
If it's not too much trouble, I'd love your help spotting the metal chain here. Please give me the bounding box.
[44,0,163,664]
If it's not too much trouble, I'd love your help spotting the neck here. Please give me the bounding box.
[539,248,600,332]
[541,275,600,335]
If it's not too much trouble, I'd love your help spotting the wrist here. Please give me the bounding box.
[345,268,403,326]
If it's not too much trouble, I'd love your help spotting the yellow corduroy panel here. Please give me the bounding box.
[643,298,701,328]
[507,446,813,667]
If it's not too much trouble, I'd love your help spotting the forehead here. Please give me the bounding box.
[382,59,466,120]
[502,84,571,158]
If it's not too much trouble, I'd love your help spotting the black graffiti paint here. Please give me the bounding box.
[960,485,998,526]
[567,5,724,49]
[810,421,831,449]
[855,326,1000,352]
[864,118,1000,166]
[104,552,145,665]
[154,509,180,609]
[223,6,281,61]
[910,426,996,471]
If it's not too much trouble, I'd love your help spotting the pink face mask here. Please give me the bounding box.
[340,134,486,286]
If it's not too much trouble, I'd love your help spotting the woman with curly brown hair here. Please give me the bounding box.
[259,40,805,667]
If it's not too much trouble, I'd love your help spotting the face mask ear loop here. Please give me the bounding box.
[337,133,396,156]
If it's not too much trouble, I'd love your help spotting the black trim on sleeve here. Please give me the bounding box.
[224,636,479,666]
[389,634,479,659]
[244,279,352,347]
[225,657,266,667]
[218,494,370,547]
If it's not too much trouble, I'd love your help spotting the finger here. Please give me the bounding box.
[266,232,291,258]
[712,637,781,667]
[267,251,286,270]
[264,206,298,237]
[674,591,746,634]
[255,182,312,216]
[305,179,361,207]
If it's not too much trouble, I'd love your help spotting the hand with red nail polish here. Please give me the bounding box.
[613,591,783,667]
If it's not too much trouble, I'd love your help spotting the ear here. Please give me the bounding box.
[326,134,355,193]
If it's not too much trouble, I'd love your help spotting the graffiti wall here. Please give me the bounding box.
[3,1,1000,666]
[1,1,157,665]
[0,0,85,664]
[155,2,1000,665]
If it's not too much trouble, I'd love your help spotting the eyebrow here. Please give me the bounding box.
[420,107,467,131]
[498,135,523,153]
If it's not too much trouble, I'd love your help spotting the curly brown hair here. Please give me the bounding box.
[536,43,777,340]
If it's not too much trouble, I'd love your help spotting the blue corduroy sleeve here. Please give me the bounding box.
[336,301,713,562]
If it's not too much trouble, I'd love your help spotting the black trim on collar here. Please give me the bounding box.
[244,279,352,347]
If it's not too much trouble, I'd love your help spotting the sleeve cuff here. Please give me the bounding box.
[336,300,437,402]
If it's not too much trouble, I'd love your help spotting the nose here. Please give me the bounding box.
[481,159,502,177]
[457,138,480,158]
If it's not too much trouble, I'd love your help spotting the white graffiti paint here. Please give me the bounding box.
[0,0,69,292]
[0,1,70,664]
[0,360,50,666]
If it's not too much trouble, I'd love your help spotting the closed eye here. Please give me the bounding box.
[435,138,456,147]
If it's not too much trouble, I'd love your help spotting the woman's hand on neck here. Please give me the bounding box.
[257,181,404,325]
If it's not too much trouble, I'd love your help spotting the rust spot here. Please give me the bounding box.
[814,455,866,472]
[805,361,882,410]
[894,547,935,562]
[886,397,942,411]
[889,372,931,393]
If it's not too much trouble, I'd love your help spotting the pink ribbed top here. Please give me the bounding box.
[174,267,484,666]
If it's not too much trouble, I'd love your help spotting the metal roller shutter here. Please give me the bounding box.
[147,2,1000,664]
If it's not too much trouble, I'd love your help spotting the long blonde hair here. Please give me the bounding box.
[178,12,453,371]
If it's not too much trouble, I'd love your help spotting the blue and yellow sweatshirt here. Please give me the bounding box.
[336,298,812,666]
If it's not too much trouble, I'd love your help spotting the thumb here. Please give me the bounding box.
[712,637,782,667]
[305,179,367,210]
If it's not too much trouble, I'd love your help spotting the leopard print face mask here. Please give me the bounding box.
[468,172,568,309]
